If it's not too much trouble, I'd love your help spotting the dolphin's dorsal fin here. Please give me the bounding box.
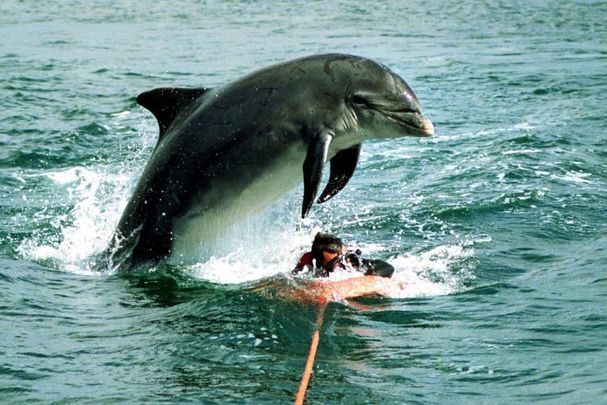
[136,87,210,138]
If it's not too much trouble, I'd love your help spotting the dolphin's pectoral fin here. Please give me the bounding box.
[137,87,211,138]
[302,130,333,218]
[317,144,361,203]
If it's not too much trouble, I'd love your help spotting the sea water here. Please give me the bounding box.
[1,1,606,403]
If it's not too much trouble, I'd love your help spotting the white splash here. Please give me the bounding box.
[185,221,314,284]
[17,155,476,300]
[387,244,475,298]
[17,165,134,275]
[321,244,475,299]
[17,113,157,274]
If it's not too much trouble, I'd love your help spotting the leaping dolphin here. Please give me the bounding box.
[108,54,434,267]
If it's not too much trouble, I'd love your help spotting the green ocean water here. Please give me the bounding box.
[1,1,606,403]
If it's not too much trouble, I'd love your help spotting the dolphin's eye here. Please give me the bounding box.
[351,95,369,106]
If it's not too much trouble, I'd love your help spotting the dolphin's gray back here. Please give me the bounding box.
[112,57,334,263]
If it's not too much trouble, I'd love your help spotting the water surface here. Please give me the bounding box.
[1,1,606,403]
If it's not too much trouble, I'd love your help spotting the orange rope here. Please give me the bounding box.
[294,303,327,405]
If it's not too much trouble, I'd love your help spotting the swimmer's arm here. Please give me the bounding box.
[326,276,398,300]
[277,276,402,305]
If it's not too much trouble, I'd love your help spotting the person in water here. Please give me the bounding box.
[293,232,395,278]
[285,232,401,305]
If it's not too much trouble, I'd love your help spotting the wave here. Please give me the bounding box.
[16,155,479,300]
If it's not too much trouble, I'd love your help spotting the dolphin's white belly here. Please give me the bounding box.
[170,143,305,263]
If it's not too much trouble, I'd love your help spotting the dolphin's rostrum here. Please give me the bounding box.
[108,54,433,267]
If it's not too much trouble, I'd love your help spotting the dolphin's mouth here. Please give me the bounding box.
[385,111,434,137]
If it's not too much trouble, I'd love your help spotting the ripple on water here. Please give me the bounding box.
[1,0,606,402]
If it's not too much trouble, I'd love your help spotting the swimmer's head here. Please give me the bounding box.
[311,232,347,266]
[312,232,344,254]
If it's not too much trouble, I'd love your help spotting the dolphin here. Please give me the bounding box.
[108,53,433,267]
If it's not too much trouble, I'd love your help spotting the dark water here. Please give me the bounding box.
[2,1,606,403]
